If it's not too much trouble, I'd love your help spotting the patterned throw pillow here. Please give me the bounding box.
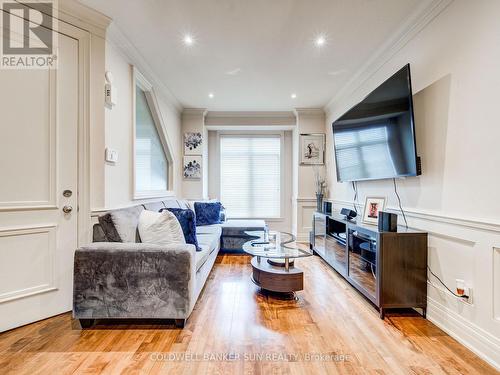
[194,202,223,226]
[161,208,201,251]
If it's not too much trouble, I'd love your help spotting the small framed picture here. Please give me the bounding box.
[300,134,325,165]
[183,156,202,180]
[184,132,203,155]
[363,197,386,225]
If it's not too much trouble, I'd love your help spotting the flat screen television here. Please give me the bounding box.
[332,64,419,182]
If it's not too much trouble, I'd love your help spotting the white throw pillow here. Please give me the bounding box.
[138,210,186,246]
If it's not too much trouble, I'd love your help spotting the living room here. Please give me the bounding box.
[0,0,499,374]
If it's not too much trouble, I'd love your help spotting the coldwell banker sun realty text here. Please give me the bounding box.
[1,0,58,69]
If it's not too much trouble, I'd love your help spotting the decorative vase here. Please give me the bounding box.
[316,193,324,213]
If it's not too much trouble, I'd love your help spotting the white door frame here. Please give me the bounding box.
[58,20,91,246]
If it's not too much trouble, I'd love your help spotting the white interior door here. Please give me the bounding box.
[0,24,79,332]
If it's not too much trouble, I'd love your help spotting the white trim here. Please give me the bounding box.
[331,199,500,234]
[324,0,454,115]
[132,67,175,200]
[58,0,111,37]
[427,297,500,370]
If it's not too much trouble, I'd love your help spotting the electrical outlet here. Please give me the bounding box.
[456,279,472,304]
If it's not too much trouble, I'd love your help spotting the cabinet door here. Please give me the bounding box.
[348,229,378,303]
[313,214,326,255]
[325,236,348,276]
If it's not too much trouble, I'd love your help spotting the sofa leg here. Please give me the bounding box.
[174,319,186,328]
[79,319,94,328]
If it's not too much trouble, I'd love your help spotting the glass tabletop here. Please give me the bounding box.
[242,231,313,259]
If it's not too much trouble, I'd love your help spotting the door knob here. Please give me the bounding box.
[62,205,73,214]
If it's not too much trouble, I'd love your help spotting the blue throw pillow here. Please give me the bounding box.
[194,202,222,226]
[161,208,201,251]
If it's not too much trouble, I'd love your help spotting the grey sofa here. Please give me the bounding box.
[73,199,265,328]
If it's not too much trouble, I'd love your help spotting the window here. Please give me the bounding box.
[220,135,281,218]
[134,69,172,198]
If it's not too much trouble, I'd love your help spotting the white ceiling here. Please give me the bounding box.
[79,0,423,111]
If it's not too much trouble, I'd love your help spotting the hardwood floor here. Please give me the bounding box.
[0,254,497,374]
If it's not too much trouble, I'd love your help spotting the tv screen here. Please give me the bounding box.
[332,64,418,182]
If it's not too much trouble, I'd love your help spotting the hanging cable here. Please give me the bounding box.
[393,178,408,229]
[427,266,468,298]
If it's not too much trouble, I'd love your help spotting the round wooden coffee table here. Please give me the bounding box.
[242,231,313,294]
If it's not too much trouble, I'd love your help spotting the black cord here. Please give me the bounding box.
[351,181,358,213]
[427,266,468,298]
[393,178,408,229]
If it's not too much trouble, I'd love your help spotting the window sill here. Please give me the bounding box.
[133,190,175,200]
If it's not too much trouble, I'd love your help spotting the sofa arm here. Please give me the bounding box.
[73,242,197,320]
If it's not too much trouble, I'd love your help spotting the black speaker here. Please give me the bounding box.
[340,208,357,221]
[323,201,332,215]
[378,211,398,232]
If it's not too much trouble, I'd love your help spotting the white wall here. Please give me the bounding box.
[102,41,182,209]
[293,109,326,241]
[325,0,500,368]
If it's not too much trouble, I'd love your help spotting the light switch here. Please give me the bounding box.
[105,148,118,163]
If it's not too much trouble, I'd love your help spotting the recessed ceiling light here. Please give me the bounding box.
[208,92,214,99]
[291,93,297,99]
[183,34,194,46]
[315,35,326,47]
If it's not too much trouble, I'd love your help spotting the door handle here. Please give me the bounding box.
[62,205,73,214]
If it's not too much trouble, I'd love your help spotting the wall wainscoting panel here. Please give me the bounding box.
[0,225,58,304]
[494,247,500,323]
[295,198,317,242]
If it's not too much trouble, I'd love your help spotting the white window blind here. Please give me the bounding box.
[135,85,169,193]
[220,135,281,218]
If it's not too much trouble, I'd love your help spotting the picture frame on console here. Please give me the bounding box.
[362,197,386,225]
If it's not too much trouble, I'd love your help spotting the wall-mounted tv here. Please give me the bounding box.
[332,64,419,182]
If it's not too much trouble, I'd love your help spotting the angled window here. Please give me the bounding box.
[134,69,173,198]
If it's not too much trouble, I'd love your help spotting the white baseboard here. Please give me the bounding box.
[427,297,500,370]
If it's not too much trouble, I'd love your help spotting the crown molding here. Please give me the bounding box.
[205,111,296,127]
[206,111,295,119]
[294,108,325,117]
[107,23,182,113]
[182,108,208,117]
[57,0,111,37]
[324,0,454,116]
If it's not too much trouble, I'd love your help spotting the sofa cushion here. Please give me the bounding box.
[197,233,220,253]
[109,206,144,243]
[138,210,186,247]
[163,208,201,251]
[221,219,267,236]
[196,224,222,237]
[195,245,211,271]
